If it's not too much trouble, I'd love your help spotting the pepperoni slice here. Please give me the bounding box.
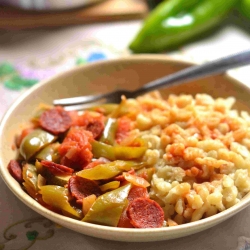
[127,198,164,228]
[8,160,23,183]
[41,160,74,176]
[39,107,72,135]
[68,176,102,203]
[58,127,93,170]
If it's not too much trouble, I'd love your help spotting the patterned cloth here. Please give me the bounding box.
[1,21,250,250]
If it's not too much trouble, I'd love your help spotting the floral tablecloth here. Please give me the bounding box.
[1,20,250,250]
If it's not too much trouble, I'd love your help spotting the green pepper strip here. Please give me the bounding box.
[100,181,120,192]
[35,142,61,163]
[91,140,147,161]
[82,183,131,227]
[129,0,238,53]
[20,129,57,160]
[39,185,82,219]
[76,160,145,180]
[99,118,118,145]
[22,163,38,198]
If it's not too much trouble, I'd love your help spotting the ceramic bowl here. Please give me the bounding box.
[1,55,250,242]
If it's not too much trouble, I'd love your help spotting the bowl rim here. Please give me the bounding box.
[1,54,250,239]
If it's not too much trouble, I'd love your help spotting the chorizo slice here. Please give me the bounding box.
[39,107,72,135]
[86,119,104,139]
[127,186,149,202]
[8,160,23,183]
[127,197,164,228]
[68,176,102,203]
[41,160,74,176]
[117,186,149,228]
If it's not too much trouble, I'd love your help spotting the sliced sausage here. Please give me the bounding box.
[127,197,164,228]
[117,185,148,228]
[86,119,104,139]
[41,160,74,176]
[68,176,102,203]
[8,160,23,183]
[39,107,72,135]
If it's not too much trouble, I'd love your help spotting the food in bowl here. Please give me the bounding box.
[7,91,250,228]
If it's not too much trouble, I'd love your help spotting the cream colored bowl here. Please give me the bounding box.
[1,55,250,242]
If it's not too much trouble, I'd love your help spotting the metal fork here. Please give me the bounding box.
[54,50,250,111]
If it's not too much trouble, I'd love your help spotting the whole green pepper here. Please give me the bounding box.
[129,0,238,53]
[82,184,131,227]
[238,0,250,19]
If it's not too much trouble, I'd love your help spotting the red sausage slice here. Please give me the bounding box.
[86,119,104,139]
[8,160,23,183]
[127,186,149,202]
[127,197,164,228]
[117,186,149,228]
[41,160,74,176]
[39,107,72,135]
[68,176,102,203]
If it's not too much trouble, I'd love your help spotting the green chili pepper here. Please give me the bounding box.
[91,140,147,161]
[82,183,131,227]
[129,0,238,53]
[238,0,250,19]
[76,160,144,180]
[20,129,57,160]
[99,118,118,145]
[39,185,82,219]
[35,142,61,163]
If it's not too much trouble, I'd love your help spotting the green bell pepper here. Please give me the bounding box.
[129,0,238,53]
[82,183,131,227]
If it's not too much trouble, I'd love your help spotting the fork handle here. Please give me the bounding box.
[133,50,250,96]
